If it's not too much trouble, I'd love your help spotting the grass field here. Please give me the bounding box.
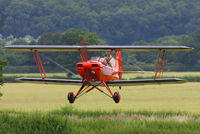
[1,73,200,133]
[1,82,200,113]
[1,82,200,133]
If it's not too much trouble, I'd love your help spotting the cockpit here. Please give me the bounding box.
[90,56,115,67]
[90,57,101,61]
[90,56,106,63]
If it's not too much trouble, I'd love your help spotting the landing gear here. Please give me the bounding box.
[113,92,120,103]
[68,92,75,103]
[67,82,121,103]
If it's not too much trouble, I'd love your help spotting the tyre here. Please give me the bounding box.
[113,92,120,103]
[68,92,75,103]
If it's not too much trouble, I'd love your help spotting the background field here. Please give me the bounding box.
[1,82,200,113]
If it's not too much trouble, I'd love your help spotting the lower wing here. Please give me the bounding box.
[16,77,185,86]
[106,78,186,86]
[16,77,83,85]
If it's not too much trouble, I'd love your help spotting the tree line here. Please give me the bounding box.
[0,28,199,74]
[1,0,200,75]
[0,20,7,97]
[1,0,200,44]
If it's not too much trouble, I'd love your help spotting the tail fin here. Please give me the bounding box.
[115,51,123,79]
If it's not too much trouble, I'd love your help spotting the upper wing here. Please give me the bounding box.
[4,45,193,52]
[106,78,186,86]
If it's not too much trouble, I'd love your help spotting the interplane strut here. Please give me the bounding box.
[154,50,167,79]
[31,50,47,79]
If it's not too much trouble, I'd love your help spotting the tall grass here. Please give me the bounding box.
[1,106,200,134]
[0,112,68,134]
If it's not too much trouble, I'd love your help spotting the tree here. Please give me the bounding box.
[179,28,200,65]
[2,0,200,44]
[38,32,62,45]
[0,22,7,97]
[0,57,7,85]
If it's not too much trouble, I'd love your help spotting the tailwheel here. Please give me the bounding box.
[68,92,75,103]
[113,92,120,103]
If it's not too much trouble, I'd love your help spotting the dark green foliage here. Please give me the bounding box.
[12,39,29,45]
[58,29,101,45]
[0,57,7,97]
[0,45,7,85]
[0,18,6,97]
[1,2,200,72]
[0,17,1,31]
[38,32,62,45]
[1,0,200,44]
[179,28,200,65]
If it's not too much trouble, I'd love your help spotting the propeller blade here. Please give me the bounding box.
[80,41,88,62]
[86,68,90,81]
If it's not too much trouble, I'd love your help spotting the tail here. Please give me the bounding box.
[115,51,123,80]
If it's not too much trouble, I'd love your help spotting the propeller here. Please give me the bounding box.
[80,41,88,62]
[80,41,90,81]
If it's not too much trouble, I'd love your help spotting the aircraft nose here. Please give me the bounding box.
[83,63,91,69]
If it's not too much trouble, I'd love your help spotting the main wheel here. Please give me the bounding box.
[113,92,120,103]
[68,92,75,103]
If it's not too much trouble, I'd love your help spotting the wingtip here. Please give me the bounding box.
[15,77,24,81]
[190,47,195,51]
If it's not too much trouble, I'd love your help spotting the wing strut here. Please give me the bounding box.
[73,81,115,101]
[154,50,167,79]
[104,50,117,66]
[31,50,47,79]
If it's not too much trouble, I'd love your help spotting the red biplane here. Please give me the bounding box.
[4,43,193,103]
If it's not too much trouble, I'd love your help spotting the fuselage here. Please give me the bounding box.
[76,60,120,82]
